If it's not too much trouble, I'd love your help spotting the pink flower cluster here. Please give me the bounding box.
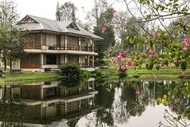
[149,49,156,58]
[108,47,112,52]
[117,61,135,71]
[116,51,126,60]
[181,71,185,76]
[110,51,135,72]
[112,9,116,14]
[182,38,189,51]
[102,26,107,33]
[135,90,140,95]
[169,99,178,111]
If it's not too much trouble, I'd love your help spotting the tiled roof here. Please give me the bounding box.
[19,15,103,40]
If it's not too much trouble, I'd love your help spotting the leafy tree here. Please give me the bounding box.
[108,0,190,126]
[94,9,116,66]
[0,0,27,74]
[123,17,145,53]
[55,1,77,21]
[83,0,116,66]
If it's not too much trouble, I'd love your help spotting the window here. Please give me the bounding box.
[46,55,56,64]
[68,36,79,45]
[42,34,46,45]
[27,34,41,44]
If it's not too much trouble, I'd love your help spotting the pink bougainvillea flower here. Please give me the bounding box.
[135,90,140,95]
[119,51,126,57]
[125,64,129,70]
[126,61,132,66]
[181,71,185,76]
[150,49,156,55]
[148,54,152,58]
[157,32,161,36]
[174,99,178,104]
[116,54,122,60]
[126,61,135,67]
[182,46,187,51]
[182,38,189,46]
[112,9,116,14]
[108,47,112,52]
[121,64,126,70]
[102,26,107,33]
[164,109,168,113]
[144,39,148,44]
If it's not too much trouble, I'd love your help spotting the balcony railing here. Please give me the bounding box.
[24,43,41,49]
[80,63,93,68]
[24,43,94,52]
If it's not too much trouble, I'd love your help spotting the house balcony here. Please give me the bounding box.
[24,43,94,52]
[80,63,93,68]
[24,43,41,49]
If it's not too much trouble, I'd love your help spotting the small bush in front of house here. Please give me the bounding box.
[59,63,80,81]
[91,70,105,80]
[80,69,90,82]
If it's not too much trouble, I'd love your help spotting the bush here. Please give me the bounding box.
[59,63,80,80]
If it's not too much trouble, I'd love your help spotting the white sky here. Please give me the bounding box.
[12,0,125,22]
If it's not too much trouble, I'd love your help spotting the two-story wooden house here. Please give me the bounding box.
[13,15,103,71]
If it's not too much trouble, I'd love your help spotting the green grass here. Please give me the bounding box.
[99,65,190,81]
[0,71,61,85]
[0,65,188,85]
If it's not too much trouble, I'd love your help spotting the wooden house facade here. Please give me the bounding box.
[13,15,103,71]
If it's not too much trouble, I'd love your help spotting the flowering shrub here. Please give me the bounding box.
[109,50,135,72]
[103,1,190,126]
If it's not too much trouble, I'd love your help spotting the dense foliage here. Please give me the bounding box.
[0,1,28,74]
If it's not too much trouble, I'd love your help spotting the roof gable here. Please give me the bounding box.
[19,15,103,40]
[20,15,38,23]
[66,22,79,30]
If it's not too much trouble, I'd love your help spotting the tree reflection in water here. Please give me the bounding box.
[1,80,190,126]
[0,85,26,127]
[82,80,190,127]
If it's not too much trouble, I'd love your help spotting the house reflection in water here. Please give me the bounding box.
[0,78,101,127]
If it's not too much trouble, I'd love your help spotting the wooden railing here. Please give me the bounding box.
[24,43,41,49]
[81,46,94,52]
[24,43,94,52]
[80,63,93,68]
[51,44,79,50]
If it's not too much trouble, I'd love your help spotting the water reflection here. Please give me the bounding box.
[0,78,100,127]
[77,80,189,127]
[1,80,190,127]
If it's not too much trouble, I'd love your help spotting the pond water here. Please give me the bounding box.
[0,79,190,127]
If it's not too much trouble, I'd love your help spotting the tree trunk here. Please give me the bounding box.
[10,56,12,75]
[3,57,6,71]
[3,85,6,103]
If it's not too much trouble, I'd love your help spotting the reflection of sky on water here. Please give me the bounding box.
[76,87,188,127]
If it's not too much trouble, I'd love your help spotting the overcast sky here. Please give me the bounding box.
[12,0,125,22]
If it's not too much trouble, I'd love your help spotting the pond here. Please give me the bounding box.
[0,79,190,127]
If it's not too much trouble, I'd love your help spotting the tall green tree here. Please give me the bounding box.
[86,0,116,66]
[0,0,27,74]
[55,1,77,21]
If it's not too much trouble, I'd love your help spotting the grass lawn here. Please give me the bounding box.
[0,70,61,85]
[0,65,189,85]
[99,65,190,81]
